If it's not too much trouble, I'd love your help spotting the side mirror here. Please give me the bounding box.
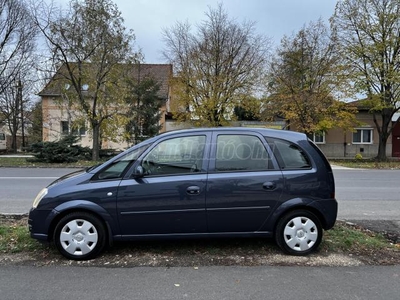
[134,165,144,178]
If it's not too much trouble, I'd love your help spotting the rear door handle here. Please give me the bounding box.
[187,186,200,195]
[263,182,276,191]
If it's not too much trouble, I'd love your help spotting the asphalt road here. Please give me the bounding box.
[0,265,399,300]
[0,168,77,214]
[334,168,400,220]
[0,168,399,299]
[0,167,399,219]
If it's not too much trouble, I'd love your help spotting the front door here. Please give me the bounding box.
[117,134,210,236]
[206,132,283,233]
[392,122,400,157]
[393,136,400,157]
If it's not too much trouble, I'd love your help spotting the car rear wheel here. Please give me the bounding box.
[54,212,106,260]
[275,210,322,256]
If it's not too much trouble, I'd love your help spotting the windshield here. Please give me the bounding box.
[0,133,5,140]
[117,143,151,163]
[88,143,151,178]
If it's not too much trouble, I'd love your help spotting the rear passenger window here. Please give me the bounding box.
[215,135,272,171]
[269,139,311,170]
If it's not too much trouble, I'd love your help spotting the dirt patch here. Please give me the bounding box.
[1,239,399,268]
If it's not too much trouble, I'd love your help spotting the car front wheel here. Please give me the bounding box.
[275,210,322,256]
[53,212,107,260]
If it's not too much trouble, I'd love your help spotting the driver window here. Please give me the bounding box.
[142,135,206,176]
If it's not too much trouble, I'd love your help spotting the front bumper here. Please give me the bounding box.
[28,207,54,241]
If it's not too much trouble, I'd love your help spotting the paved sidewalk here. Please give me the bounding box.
[0,154,33,158]
[331,165,356,170]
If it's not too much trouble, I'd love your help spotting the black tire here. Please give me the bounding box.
[275,210,323,256]
[53,212,107,260]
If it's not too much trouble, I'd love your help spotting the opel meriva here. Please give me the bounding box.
[29,128,337,260]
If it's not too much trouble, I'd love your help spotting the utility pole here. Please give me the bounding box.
[11,81,19,153]
[17,79,25,149]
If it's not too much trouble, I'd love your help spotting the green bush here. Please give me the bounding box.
[28,135,91,163]
[354,153,363,160]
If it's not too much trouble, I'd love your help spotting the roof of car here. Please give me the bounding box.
[159,127,307,142]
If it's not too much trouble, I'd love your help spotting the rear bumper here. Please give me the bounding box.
[309,198,338,230]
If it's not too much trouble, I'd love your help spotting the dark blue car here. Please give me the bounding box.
[28,128,337,260]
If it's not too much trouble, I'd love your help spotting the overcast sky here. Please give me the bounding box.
[56,0,339,63]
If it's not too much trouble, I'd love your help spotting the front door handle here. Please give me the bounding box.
[187,186,200,195]
[263,182,276,191]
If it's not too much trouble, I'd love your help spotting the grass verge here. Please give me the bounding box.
[330,159,400,169]
[322,222,391,252]
[0,157,100,168]
[0,219,397,262]
[0,221,38,253]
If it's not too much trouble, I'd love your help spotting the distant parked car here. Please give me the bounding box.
[0,132,6,151]
[29,128,337,260]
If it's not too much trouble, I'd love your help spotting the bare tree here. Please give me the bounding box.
[0,0,37,94]
[0,69,35,152]
[0,0,37,152]
[32,0,139,160]
[162,3,270,126]
[332,0,400,161]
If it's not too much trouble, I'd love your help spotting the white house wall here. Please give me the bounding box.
[42,96,128,151]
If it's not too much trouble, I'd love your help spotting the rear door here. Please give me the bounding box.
[205,131,283,233]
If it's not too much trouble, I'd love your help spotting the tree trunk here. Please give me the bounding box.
[11,113,18,153]
[376,128,391,161]
[11,132,17,153]
[375,110,392,161]
[376,135,388,161]
[92,124,100,161]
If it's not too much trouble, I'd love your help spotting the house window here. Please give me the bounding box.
[61,121,86,136]
[61,121,69,135]
[71,126,86,136]
[308,132,325,144]
[353,129,373,144]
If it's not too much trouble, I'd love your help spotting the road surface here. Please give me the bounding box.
[0,167,399,221]
[0,168,76,214]
[0,265,399,300]
[0,167,399,299]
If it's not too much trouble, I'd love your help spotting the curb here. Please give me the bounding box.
[0,213,28,220]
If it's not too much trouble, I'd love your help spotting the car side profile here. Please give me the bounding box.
[28,128,337,260]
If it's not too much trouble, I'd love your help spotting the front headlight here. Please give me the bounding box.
[32,188,48,208]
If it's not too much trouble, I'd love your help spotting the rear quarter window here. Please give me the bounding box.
[267,138,311,170]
